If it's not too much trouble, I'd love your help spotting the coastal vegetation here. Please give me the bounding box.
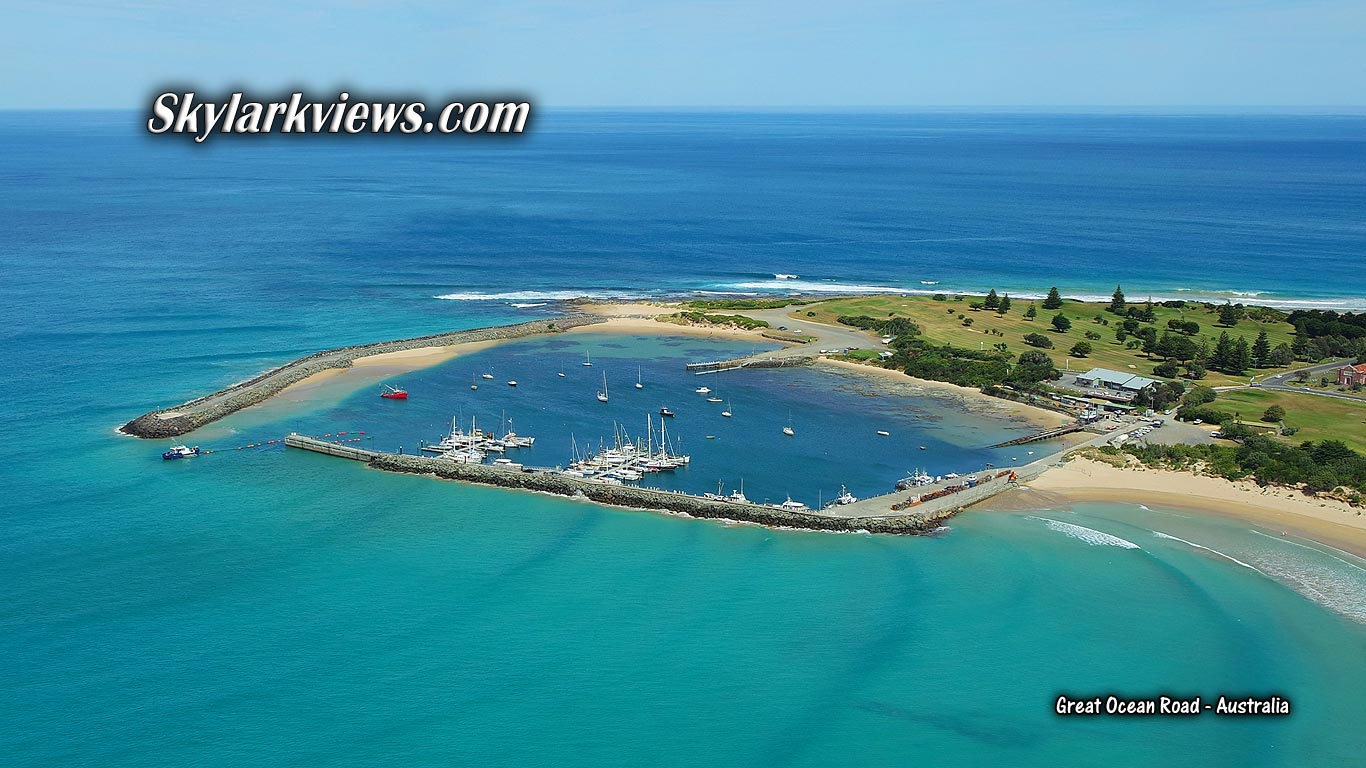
[663,311,771,330]
[1105,436,1366,503]
[1211,388,1366,454]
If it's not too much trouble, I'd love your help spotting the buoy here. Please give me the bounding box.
[338,432,346,436]
[358,431,366,435]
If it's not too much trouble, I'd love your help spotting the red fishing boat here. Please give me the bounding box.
[380,384,408,400]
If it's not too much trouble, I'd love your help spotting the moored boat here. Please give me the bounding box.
[380,384,408,399]
[162,445,200,460]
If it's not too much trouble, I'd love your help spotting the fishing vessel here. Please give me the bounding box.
[769,496,807,511]
[827,485,858,507]
[380,384,408,400]
[162,445,200,460]
[596,373,609,402]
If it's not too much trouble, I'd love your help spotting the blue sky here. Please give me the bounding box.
[2,0,1363,108]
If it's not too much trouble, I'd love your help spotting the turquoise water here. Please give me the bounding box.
[3,111,1366,765]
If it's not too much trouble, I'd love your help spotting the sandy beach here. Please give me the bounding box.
[997,457,1366,556]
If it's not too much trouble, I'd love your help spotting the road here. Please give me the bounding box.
[1239,360,1366,404]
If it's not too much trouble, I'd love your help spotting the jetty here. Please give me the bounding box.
[990,422,1090,448]
[121,315,605,439]
[284,434,959,535]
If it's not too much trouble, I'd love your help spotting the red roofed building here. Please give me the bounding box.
[1339,363,1366,387]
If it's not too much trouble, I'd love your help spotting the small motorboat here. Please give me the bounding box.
[659,407,675,418]
[507,380,518,387]
[877,430,890,436]
[705,435,716,439]
[695,386,711,394]
[783,426,795,436]
[380,385,408,400]
[557,372,566,378]
[162,445,200,460]
[481,373,494,380]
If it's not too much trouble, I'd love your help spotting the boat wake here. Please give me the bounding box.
[1030,517,1140,549]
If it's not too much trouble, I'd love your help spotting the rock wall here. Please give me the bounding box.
[368,453,958,535]
[121,315,603,439]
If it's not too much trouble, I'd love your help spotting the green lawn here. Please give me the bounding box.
[1214,389,1366,453]
[794,294,1298,387]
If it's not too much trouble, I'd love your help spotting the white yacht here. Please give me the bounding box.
[596,373,609,402]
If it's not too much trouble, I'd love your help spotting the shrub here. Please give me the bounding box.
[1023,333,1054,349]
[1262,405,1286,422]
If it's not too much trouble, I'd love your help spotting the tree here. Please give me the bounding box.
[1291,324,1310,360]
[1024,303,1037,320]
[1154,360,1180,378]
[1070,341,1093,357]
[1211,332,1235,373]
[1108,285,1127,314]
[1023,332,1054,349]
[1218,302,1240,327]
[1051,314,1072,333]
[1018,350,1052,367]
[997,294,1011,314]
[1268,343,1294,367]
[1185,361,1207,379]
[983,289,1000,310]
[1231,337,1253,374]
[1251,330,1271,368]
[1261,405,1286,423]
[1184,385,1217,406]
[1042,287,1064,310]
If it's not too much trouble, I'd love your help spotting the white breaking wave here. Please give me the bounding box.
[435,290,614,301]
[773,273,800,279]
[1031,517,1141,549]
[724,279,938,295]
[1152,531,1267,574]
[920,280,939,285]
[509,302,548,308]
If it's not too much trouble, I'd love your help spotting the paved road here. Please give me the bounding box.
[1243,360,1366,404]
[739,307,884,358]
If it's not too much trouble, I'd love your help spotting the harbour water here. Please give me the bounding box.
[2,111,1365,765]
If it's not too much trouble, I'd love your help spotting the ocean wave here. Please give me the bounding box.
[723,279,938,295]
[1031,517,1140,549]
[1152,531,1267,574]
[774,273,800,279]
[509,302,548,308]
[434,290,615,301]
[920,280,939,285]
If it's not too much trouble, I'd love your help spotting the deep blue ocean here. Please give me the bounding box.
[2,111,1365,766]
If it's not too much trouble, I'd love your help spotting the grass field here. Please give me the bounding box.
[792,294,1298,387]
[1214,389,1366,454]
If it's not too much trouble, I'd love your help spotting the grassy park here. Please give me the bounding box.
[793,293,1299,387]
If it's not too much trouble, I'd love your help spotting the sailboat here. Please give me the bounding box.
[470,374,479,391]
[721,400,732,418]
[782,411,794,436]
[582,352,593,367]
[635,366,644,389]
[596,373,609,402]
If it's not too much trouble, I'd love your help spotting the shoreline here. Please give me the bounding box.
[989,457,1366,557]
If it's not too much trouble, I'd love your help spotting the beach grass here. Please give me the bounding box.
[794,294,1298,387]
[1215,389,1366,454]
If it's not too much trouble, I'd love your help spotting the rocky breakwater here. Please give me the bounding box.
[121,315,603,439]
[368,453,956,535]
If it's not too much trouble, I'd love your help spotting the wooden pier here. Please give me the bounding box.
[990,422,1090,448]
